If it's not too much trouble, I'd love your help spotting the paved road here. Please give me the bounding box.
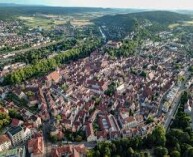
[42,121,52,157]
[164,68,191,131]
[164,91,183,130]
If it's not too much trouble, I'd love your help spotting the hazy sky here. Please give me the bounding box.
[0,0,193,10]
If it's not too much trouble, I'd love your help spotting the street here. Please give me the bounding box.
[163,67,191,131]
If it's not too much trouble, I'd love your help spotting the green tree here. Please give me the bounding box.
[170,150,180,157]
[154,146,168,157]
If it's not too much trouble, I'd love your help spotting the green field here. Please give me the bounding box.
[169,20,193,29]
[18,15,94,29]
[18,16,56,30]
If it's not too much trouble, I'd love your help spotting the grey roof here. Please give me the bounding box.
[8,126,23,136]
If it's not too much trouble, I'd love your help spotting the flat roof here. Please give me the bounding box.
[8,126,23,136]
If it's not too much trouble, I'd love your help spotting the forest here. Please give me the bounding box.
[94,11,191,40]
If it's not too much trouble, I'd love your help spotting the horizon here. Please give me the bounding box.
[0,0,193,10]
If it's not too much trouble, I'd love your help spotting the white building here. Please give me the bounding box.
[7,126,25,146]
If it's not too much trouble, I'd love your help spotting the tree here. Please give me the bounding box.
[183,147,193,157]
[145,116,154,124]
[127,147,134,157]
[8,109,23,120]
[50,135,57,143]
[148,125,166,147]
[154,146,168,157]
[180,91,189,105]
[140,71,146,78]
[75,135,83,142]
[170,150,180,157]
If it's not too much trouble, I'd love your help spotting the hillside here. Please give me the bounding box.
[0,6,145,20]
[94,11,191,40]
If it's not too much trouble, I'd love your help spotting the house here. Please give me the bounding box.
[117,84,125,94]
[106,41,122,49]
[123,116,137,128]
[51,144,86,157]
[28,136,44,157]
[0,134,12,152]
[7,126,25,146]
[96,131,108,141]
[86,123,97,142]
[11,118,24,127]
[46,70,61,85]
[87,80,108,94]
[118,110,139,129]
[24,127,33,141]
[30,115,42,128]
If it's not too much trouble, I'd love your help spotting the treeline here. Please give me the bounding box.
[88,91,193,157]
[3,38,102,85]
[14,39,77,64]
[88,125,166,157]
[166,91,193,157]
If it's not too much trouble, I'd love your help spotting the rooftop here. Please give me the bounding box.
[8,126,23,136]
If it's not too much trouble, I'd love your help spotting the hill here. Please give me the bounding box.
[0,6,145,20]
[93,11,191,40]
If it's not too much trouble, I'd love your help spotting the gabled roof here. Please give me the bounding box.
[28,136,44,155]
[46,71,60,83]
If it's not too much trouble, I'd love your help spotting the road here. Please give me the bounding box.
[164,90,183,130]
[99,26,107,42]
[163,67,191,131]
[42,121,52,157]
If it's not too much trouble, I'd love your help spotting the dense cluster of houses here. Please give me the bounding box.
[0,106,86,157]
[1,39,189,142]
[0,20,51,53]
[0,34,191,156]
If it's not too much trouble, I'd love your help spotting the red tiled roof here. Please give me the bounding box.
[28,136,44,155]
[46,71,60,83]
[11,118,21,127]
[51,144,86,157]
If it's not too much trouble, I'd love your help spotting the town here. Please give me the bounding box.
[0,4,193,157]
[0,31,193,156]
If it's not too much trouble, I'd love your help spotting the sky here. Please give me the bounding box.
[0,0,193,10]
